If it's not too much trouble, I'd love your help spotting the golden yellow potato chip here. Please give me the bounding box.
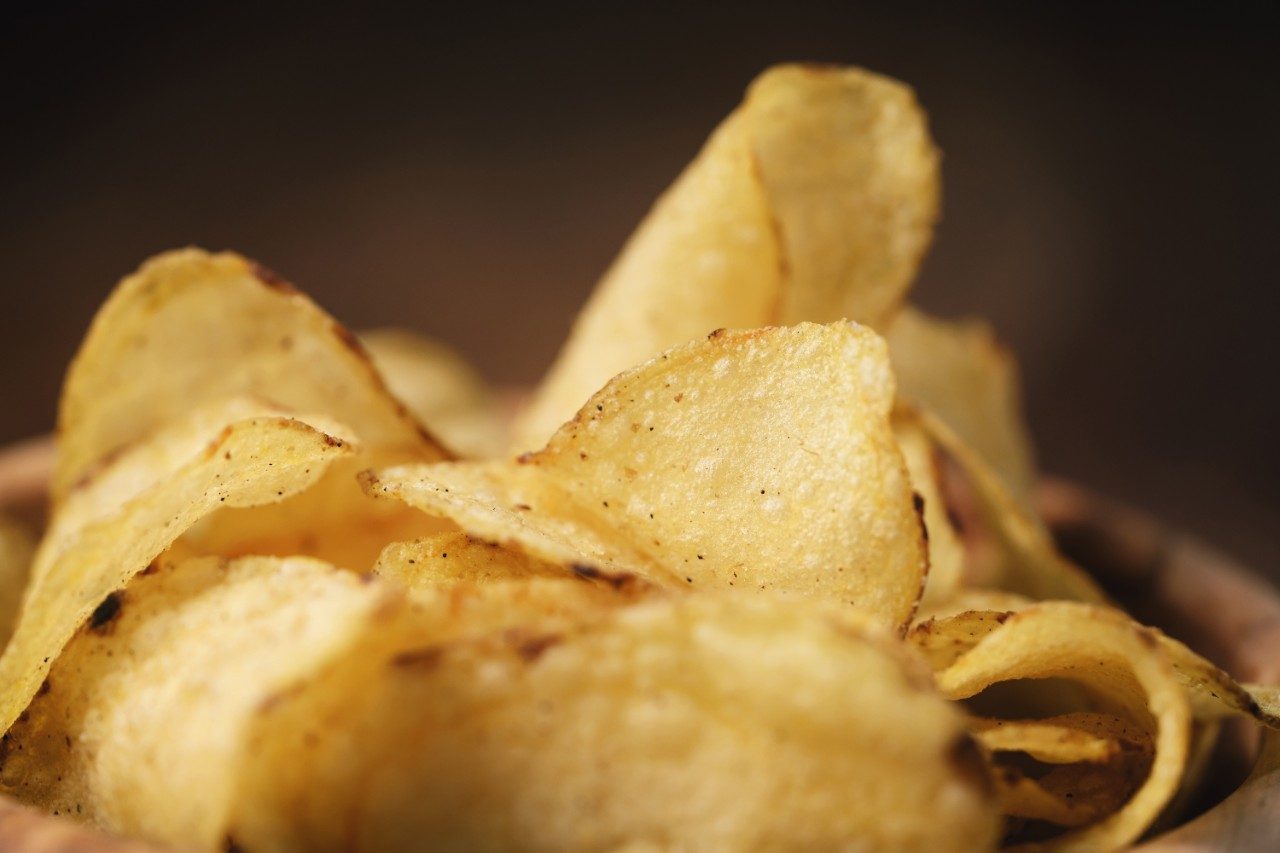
[0,411,354,736]
[912,596,1280,731]
[926,602,1191,849]
[887,305,1037,507]
[374,532,568,589]
[365,322,928,631]
[894,409,964,607]
[995,759,1145,830]
[50,249,452,570]
[514,63,939,449]
[234,593,997,851]
[362,328,505,458]
[178,446,454,572]
[53,248,447,503]
[2,554,393,848]
[0,515,35,649]
[970,713,1149,765]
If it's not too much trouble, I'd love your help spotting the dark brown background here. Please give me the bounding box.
[2,2,1277,578]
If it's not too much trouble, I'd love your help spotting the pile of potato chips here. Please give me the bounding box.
[0,63,1275,851]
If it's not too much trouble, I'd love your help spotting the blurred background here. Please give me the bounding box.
[2,2,1276,577]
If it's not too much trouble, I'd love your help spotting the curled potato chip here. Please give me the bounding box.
[894,410,964,607]
[1,555,392,848]
[51,249,452,569]
[514,63,939,449]
[233,593,997,851]
[970,713,1149,765]
[918,409,1107,604]
[54,249,444,502]
[0,411,354,735]
[995,759,1147,830]
[178,448,454,572]
[929,602,1191,850]
[912,597,1280,732]
[887,306,1037,507]
[366,323,928,631]
[361,329,505,458]
[0,515,35,648]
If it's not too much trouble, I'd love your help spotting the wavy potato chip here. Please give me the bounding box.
[514,63,939,448]
[51,249,451,569]
[362,328,505,458]
[926,602,1191,850]
[54,248,444,502]
[366,322,928,631]
[0,412,354,735]
[888,306,1037,507]
[233,593,998,851]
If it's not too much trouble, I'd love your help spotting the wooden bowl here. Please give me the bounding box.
[0,438,1275,850]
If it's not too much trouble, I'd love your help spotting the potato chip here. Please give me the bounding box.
[912,596,1280,732]
[995,759,1146,830]
[50,249,452,569]
[362,328,505,458]
[970,713,1149,765]
[918,409,1107,604]
[365,323,928,631]
[53,248,447,502]
[1,555,392,848]
[35,398,307,574]
[233,593,998,851]
[895,409,964,607]
[0,515,35,648]
[928,602,1191,849]
[178,447,454,571]
[374,532,568,589]
[888,306,1037,507]
[513,63,939,449]
[0,411,354,735]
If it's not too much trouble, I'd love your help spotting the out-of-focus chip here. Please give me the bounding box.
[233,593,998,851]
[914,588,1034,623]
[1,555,393,848]
[513,63,939,449]
[887,306,1037,508]
[0,515,35,648]
[918,409,1107,604]
[917,602,1191,849]
[894,409,964,607]
[361,329,505,458]
[0,409,354,735]
[365,322,928,631]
